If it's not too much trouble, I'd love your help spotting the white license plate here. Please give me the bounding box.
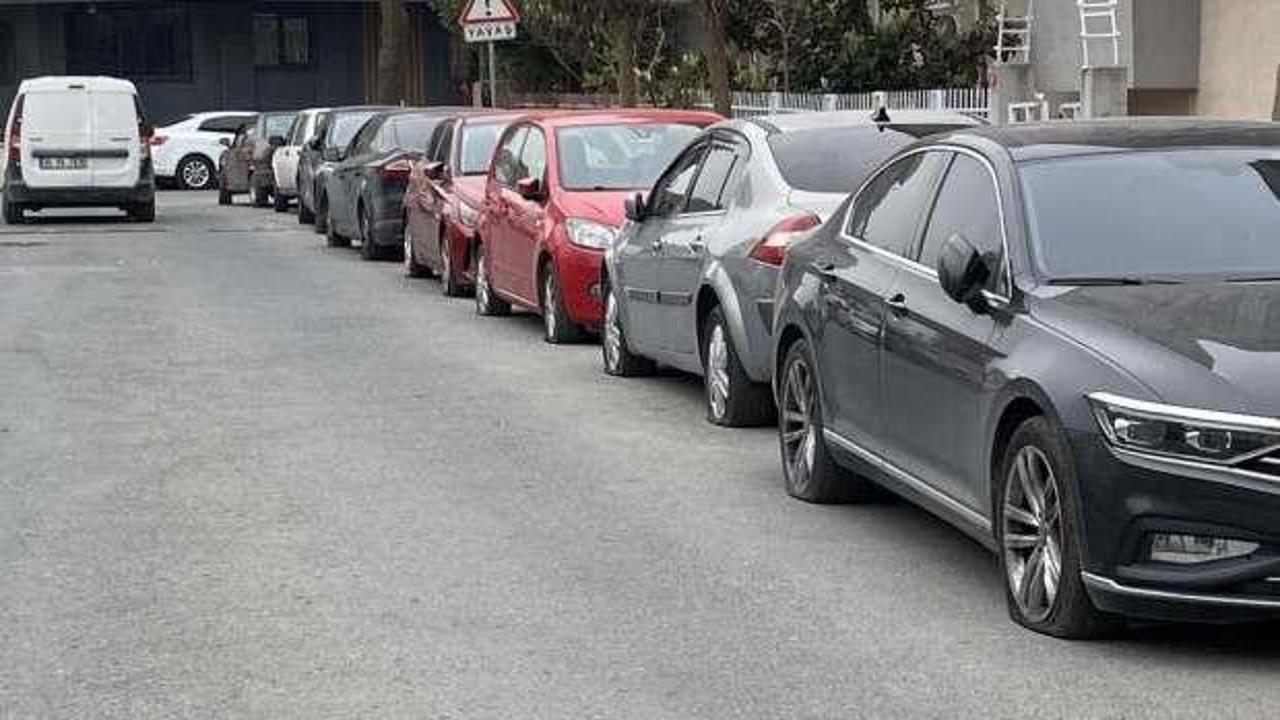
[39,157,88,170]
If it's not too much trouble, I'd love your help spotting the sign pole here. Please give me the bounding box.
[488,41,498,108]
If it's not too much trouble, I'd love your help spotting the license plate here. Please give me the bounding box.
[39,157,88,170]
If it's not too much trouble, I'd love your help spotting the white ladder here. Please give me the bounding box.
[994,0,1034,64]
[1078,0,1121,67]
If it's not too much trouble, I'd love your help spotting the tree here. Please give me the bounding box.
[703,0,731,116]
[376,0,410,104]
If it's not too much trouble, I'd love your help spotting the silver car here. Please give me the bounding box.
[602,110,981,426]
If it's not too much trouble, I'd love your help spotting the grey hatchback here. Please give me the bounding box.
[603,111,979,426]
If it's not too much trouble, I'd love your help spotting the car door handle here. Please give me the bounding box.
[812,260,837,279]
[887,293,910,317]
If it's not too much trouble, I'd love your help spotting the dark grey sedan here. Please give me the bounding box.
[296,105,391,231]
[603,111,978,427]
[772,119,1280,637]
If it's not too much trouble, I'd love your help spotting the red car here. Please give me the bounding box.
[403,111,521,296]
[472,109,721,343]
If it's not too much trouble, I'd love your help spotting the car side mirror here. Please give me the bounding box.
[219,137,231,147]
[268,135,286,147]
[937,232,992,314]
[425,161,446,181]
[309,137,323,152]
[624,193,647,222]
[516,176,544,201]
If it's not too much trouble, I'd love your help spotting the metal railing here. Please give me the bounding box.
[693,87,990,120]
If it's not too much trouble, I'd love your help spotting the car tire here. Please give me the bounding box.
[273,191,289,213]
[297,176,315,224]
[440,236,465,296]
[540,264,583,344]
[997,417,1124,639]
[130,200,156,223]
[176,155,215,191]
[326,211,349,248]
[252,184,270,208]
[404,221,431,278]
[359,206,385,261]
[778,339,877,504]
[2,196,23,225]
[218,188,232,206]
[314,192,329,235]
[602,282,655,377]
[474,243,510,316]
[702,306,775,427]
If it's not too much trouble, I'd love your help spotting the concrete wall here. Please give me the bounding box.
[1196,0,1280,119]
[1130,0,1198,89]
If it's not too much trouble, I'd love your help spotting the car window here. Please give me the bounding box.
[264,114,296,140]
[919,154,1005,292]
[648,141,707,217]
[847,151,949,258]
[394,116,440,154]
[459,121,508,175]
[349,119,381,155]
[430,120,455,162]
[768,124,971,194]
[373,122,397,153]
[556,123,702,191]
[288,113,313,145]
[517,128,547,182]
[326,112,376,152]
[492,126,529,187]
[686,141,742,213]
[200,114,256,134]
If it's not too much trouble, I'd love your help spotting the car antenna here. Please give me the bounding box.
[872,106,891,131]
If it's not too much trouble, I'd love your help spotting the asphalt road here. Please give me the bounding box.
[3,192,1280,719]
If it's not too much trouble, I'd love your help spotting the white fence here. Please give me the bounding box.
[694,88,990,120]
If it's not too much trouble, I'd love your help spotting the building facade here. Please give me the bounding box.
[0,0,459,123]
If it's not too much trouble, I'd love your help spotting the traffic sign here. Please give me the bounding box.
[463,22,517,43]
[460,0,520,25]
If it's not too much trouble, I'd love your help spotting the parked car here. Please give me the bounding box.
[217,110,295,206]
[404,111,520,294]
[604,110,980,427]
[151,111,256,190]
[2,75,155,224]
[271,107,326,213]
[770,119,1280,638]
[296,105,390,231]
[323,108,456,259]
[473,109,721,342]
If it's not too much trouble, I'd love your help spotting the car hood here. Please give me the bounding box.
[1033,282,1280,416]
[557,190,630,227]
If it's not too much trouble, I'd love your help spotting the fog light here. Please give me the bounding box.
[1150,533,1259,564]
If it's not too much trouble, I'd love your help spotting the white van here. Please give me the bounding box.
[2,76,156,224]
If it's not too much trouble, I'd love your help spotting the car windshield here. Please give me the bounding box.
[1021,149,1280,280]
[328,112,377,151]
[768,124,970,193]
[556,123,702,191]
[460,122,509,175]
[265,114,296,139]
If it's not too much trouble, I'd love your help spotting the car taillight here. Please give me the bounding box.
[748,212,822,266]
[6,97,22,164]
[150,135,167,147]
[379,158,412,183]
[138,121,154,158]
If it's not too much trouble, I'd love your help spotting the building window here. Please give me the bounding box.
[66,7,192,81]
[254,15,311,67]
[0,23,15,85]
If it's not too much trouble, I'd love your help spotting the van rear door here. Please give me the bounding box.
[21,86,93,189]
[89,90,140,189]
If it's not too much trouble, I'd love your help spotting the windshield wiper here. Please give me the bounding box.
[1046,276,1183,286]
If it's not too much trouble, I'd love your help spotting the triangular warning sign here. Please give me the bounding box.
[460,0,520,25]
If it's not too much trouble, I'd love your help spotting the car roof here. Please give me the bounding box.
[460,111,527,126]
[935,117,1280,161]
[513,108,723,128]
[18,76,137,94]
[742,109,984,134]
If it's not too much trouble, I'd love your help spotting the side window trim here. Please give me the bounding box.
[649,138,710,217]
[495,124,531,188]
[840,145,1014,302]
[682,130,750,217]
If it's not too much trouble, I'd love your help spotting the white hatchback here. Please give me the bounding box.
[2,76,156,223]
[152,111,257,190]
[270,107,327,211]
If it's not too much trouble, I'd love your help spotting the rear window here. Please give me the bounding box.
[328,112,376,151]
[24,91,91,133]
[459,122,508,175]
[768,124,968,193]
[393,116,441,152]
[264,114,296,140]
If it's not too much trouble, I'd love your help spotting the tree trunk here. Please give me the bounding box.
[704,0,731,116]
[376,0,409,105]
[612,18,637,107]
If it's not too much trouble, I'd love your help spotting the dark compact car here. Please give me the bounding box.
[217,111,295,207]
[604,110,978,428]
[323,108,455,260]
[296,105,390,231]
[771,119,1280,638]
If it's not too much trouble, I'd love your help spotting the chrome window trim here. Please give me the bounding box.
[1082,572,1280,610]
[838,144,1014,304]
[824,428,991,533]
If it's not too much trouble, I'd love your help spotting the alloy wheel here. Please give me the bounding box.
[1002,445,1064,624]
[603,290,622,372]
[543,272,558,339]
[706,324,731,420]
[441,240,452,281]
[781,356,818,490]
[475,249,491,311]
[182,159,211,189]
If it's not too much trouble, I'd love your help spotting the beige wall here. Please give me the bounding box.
[1197,0,1280,118]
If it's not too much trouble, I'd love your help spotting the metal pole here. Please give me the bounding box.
[487,41,497,108]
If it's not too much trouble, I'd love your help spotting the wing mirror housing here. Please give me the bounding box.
[624,193,647,222]
[424,161,447,181]
[937,232,992,315]
[516,176,545,201]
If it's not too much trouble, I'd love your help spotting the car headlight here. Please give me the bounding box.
[1087,392,1280,465]
[565,218,617,250]
[458,200,480,228]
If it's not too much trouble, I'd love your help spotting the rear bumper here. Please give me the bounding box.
[4,163,154,207]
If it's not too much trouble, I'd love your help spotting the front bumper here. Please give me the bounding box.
[557,245,606,330]
[1072,431,1280,622]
